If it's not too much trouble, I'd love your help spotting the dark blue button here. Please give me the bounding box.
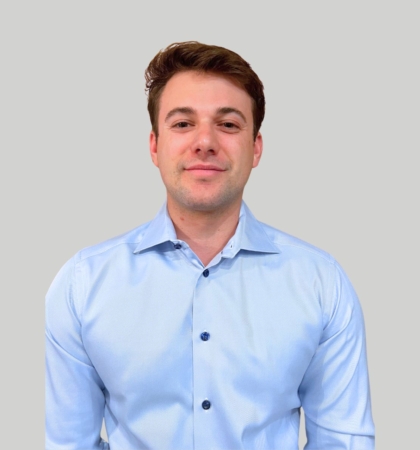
[174,243,182,249]
[200,332,210,341]
[202,400,211,410]
[203,269,209,277]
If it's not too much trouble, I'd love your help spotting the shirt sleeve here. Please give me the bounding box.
[45,256,108,450]
[298,261,375,449]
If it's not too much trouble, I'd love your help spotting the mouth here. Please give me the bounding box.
[184,164,226,172]
[184,165,226,178]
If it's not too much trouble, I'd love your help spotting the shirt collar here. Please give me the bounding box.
[133,201,280,256]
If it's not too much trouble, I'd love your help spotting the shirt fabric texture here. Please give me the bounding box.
[45,202,375,450]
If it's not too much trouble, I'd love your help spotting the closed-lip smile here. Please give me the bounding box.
[185,164,225,171]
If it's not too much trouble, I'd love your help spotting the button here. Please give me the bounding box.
[174,243,182,249]
[203,269,209,277]
[200,332,210,341]
[202,400,211,410]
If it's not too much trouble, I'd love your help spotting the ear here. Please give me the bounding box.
[149,131,159,167]
[252,132,263,168]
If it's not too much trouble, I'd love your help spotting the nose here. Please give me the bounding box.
[192,123,219,156]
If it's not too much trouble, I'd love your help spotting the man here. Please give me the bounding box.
[46,42,375,449]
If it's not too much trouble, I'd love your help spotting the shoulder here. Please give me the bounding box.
[258,220,335,266]
[46,220,154,313]
[75,221,152,264]
[258,221,362,328]
[47,220,151,290]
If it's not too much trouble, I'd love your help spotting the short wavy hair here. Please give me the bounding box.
[145,41,265,140]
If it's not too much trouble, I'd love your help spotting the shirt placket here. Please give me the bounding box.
[174,242,228,450]
[192,262,217,450]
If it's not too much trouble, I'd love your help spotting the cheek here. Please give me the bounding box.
[235,141,256,165]
[158,158,176,178]
[156,149,182,179]
[158,135,189,159]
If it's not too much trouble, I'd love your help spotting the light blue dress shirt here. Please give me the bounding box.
[45,202,375,450]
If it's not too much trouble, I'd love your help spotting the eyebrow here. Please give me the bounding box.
[165,107,195,122]
[216,107,247,123]
[164,106,247,123]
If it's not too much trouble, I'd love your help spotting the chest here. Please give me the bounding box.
[81,252,324,394]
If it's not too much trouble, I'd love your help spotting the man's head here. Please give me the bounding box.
[146,42,265,214]
[145,41,265,141]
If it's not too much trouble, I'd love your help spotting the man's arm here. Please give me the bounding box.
[298,261,375,449]
[45,256,108,450]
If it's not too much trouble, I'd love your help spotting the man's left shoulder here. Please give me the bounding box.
[258,220,335,267]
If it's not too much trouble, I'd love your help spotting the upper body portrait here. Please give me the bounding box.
[45,41,375,450]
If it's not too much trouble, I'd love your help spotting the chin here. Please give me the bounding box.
[172,191,241,213]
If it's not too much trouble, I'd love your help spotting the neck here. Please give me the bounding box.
[167,198,242,267]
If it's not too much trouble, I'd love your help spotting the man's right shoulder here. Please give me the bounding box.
[74,220,153,264]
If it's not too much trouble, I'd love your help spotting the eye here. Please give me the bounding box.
[222,122,238,129]
[219,121,240,132]
[173,121,190,128]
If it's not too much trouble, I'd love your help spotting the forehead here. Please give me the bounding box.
[158,71,253,118]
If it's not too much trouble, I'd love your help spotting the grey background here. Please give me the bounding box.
[1,1,419,448]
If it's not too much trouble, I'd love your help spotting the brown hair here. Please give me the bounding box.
[145,41,265,140]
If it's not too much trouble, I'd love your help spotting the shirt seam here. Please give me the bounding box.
[270,241,335,264]
[77,241,143,263]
